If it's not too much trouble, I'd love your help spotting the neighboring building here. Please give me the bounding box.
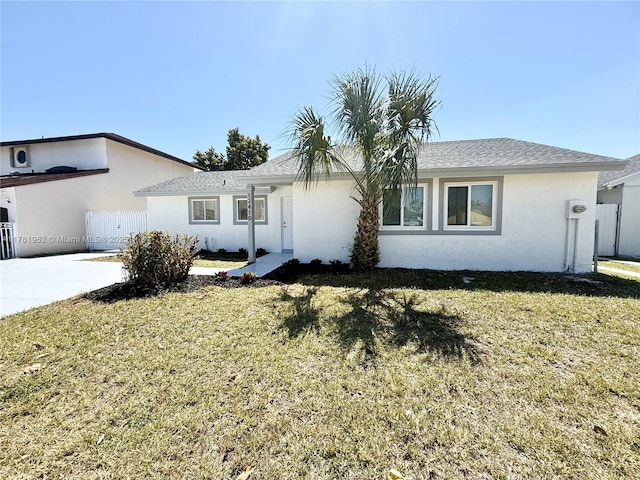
[136,138,626,273]
[0,133,200,257]
[597,154,640,258]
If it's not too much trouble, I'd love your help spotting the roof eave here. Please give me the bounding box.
[416,160,629,178]
[0,133,202,171]
[134,185,277,197]
[603,170,640,188]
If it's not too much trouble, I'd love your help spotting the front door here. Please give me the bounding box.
[281,196,293,251]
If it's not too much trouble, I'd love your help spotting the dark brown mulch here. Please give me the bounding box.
[83,275,282,303]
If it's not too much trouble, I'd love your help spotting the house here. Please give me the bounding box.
[0,133,200,257]
[135,138,627,273]
[597,154,640,258]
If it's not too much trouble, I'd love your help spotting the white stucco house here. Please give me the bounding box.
[135,138,627,273]
[0,133,200,257]
[597,154,640,258]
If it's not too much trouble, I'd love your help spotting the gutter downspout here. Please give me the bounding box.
[564,218,571,272]
[247,184,256,264]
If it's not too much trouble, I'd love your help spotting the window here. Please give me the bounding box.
[189,197,219,224]
[444,182,496,229]
[381,186,426,228]
[234,195,267,224]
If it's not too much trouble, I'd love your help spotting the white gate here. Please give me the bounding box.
[596,204,620,256]
[0,222,17,259]
[86,211,147,251]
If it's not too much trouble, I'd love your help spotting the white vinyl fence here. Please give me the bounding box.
[0,222,17,259]
[86,211,147,251]
[595,204,620,257]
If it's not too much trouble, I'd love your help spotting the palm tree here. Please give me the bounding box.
[289,67,439,271]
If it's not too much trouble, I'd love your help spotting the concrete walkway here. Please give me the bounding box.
[226,251,293,278]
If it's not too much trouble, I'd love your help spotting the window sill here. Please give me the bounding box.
[379,229,501,236]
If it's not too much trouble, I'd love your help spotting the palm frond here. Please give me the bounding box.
[330,67,385,166]
[386,70,440,146]
[289,106,342,188]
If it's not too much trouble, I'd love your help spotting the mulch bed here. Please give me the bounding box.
[83,275,283,303]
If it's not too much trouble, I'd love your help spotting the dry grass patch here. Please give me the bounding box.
[1,271,638,479]
[84,253,246,270]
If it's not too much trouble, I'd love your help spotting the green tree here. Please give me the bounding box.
[224,128,270,170]
[192,146,225,171]
[192,128,270,171]
[289,67,439,271]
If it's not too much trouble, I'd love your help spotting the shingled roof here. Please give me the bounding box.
[247,138,626,180]
[135,138,627,195]
[598,154,640,189]
[135,170,274,196]
[0,169,109,188]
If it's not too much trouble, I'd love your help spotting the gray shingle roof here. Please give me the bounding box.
[248,137,625,178]
[136,138,627,195]
[598,154,640,189]
[135,170,250,196]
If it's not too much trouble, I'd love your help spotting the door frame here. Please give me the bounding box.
[281,196,293,251]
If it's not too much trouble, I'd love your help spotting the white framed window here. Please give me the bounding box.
[444,181,496,230]
[233,195,267,224]
[189,197,220,224]
[381,185,426,229]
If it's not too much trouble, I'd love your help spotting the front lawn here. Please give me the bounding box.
[1,270,638,479]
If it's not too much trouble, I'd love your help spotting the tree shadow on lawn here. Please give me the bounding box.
[278,286,479,363]
[298,269,640,299]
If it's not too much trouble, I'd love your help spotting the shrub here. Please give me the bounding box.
[121,231,198,286]
[216,248,227,254]
[330,259,349,275]
[238,248,248,256]
[215,270,228,281]
[256,247,268,257]
[277,258,301,282]
[239,272,256,284]
[308,258,326,274]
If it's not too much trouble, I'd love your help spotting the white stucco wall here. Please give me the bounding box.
[618,173,640,258]
[1,138,108,175]
[7,175,105,256]
[100,140,196,211]
[146,185,293,253]
[1,138,196,257]
[292,172,598,273]
[292,180,360,262]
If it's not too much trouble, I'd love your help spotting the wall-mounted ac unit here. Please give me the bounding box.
[10,146,30,168]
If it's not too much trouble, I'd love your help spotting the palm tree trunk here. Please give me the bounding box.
[350,197,380,271]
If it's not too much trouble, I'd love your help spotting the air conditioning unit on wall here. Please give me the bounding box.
[10,146,30,168]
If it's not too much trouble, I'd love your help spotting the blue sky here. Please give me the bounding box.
[2,1,639,161]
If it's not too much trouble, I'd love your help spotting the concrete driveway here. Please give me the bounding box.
[0,253,125,318]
